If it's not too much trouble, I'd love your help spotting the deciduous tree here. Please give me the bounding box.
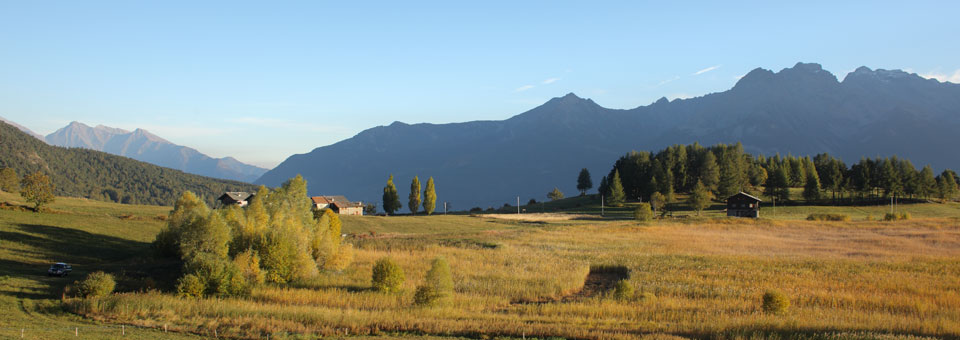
[423,177,437,215]
[687,179,713,216]
[547,187,564,201]
[20,171,55,211]
[0,168,18,193]
[408,176,421,214]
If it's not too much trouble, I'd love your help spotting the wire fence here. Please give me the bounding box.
[0,324,328,339]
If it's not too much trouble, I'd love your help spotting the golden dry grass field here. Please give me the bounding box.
[2,190,960,339]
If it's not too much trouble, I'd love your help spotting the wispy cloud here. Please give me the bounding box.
[694,65,721,76]
[656,76,680,87]
[514,85,535,92]
[919,69,960,83]
[541,77,560,85]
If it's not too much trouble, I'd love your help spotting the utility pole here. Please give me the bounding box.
[444,202,447,215]
[772,196,776,217]
[517,196,520,214]
[601,195,604,217]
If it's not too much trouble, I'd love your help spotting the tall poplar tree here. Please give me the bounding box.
[382,175,401,215]
[423,177,437,215]
[408,176,421,215]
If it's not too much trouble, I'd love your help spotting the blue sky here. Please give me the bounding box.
[1,1,958,168]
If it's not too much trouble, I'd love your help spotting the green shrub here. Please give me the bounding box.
[177,274,205,298]
[761,290,790,314]
[75,271,115,298]
[806,213,850,221]
[883,213,898,221]
[899,212,910,220]
[371,257,405,293]
[414,257,454,306]
[633,203,653,222]
[611,279,635,301]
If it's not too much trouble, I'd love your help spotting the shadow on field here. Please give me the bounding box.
[1,223,149,263]
[0,223,163,298]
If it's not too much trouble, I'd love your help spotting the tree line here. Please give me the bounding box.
[382,175,437,215]
[596,142,959,205]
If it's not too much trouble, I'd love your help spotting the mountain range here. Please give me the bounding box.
[31,121,268,183]
[256,62,960,210]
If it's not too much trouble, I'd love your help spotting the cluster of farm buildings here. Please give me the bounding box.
[216,192,364,216]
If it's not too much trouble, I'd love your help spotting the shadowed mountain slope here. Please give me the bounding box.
[257,62,960,209]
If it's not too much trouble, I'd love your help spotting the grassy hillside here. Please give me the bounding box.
[0,191,202,339]
[0,121,256,206]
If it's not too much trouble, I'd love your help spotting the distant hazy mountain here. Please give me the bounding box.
[256,62,960,209]
[45,122,268,183]
[0,121,255,206]
[0,116,45,141]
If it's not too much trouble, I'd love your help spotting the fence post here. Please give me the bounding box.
[122,325,125,335]
[164,324,167,333]
[20,328,24,338]
[75,327,78,336]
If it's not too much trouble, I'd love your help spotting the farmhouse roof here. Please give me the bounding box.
[310,196,331,205]
[220,192,253,202]
[727,191,762,202]
[311,195,362,207]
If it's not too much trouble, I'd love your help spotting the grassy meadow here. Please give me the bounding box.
[2,190,960,339]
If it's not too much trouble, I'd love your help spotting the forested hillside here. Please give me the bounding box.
[0,122,256,206]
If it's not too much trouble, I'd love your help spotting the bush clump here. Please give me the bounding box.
[882,212,911,221]
[177,274,205,298]
[371,257,405,293]
[611,279,635,301]
[633,203,653,222]
[75,271,116,298]
[761,290,790,314]
[806,213,850,221]
[413,257,454,306]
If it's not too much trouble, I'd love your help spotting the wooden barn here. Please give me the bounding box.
[726,192,761,218]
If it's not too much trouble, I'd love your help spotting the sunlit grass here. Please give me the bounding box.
[4,190,960,339]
